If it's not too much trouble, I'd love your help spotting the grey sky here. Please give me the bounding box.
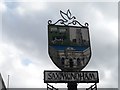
[0,1,118,88]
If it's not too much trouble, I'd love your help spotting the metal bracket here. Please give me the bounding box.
[47,83,59,90]
[86,83,97,90]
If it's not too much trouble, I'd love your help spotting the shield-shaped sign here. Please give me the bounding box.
[48,10,91,71]
[48,25,91,71]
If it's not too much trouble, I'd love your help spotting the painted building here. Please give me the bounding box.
[58,47,90,68]
[69,27,83,45]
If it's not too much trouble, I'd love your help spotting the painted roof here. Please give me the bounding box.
[51,45,88,51]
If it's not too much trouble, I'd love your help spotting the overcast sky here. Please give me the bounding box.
[0,0,118,89]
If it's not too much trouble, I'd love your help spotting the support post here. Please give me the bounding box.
[67,82,77,90]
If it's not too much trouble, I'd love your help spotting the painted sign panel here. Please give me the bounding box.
[48,25,91,71]
[44,71,99,83]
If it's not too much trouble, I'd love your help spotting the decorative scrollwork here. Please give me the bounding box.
[48,9,88,27]
[48,20,52,24]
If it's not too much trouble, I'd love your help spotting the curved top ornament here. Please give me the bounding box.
[48,9,89,27]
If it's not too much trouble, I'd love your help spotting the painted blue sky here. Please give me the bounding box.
[0,0,118,88]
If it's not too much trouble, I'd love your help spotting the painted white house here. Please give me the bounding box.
[0,73,6,90]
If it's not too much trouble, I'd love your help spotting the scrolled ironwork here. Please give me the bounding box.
[48,9,88,27]
[85,22,89,27]
[48,20,52,24]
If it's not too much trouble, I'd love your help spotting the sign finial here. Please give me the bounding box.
[48,9,88,27]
